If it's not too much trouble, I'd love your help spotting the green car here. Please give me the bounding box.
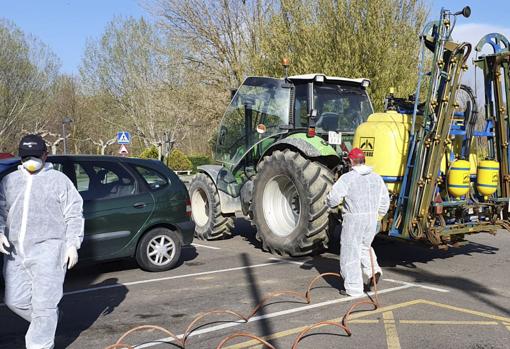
[0,155,194,272]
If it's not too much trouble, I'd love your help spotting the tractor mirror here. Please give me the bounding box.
[462,6,471,18]
[453,6,471,18]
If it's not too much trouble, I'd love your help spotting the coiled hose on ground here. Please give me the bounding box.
[105,251,380,349]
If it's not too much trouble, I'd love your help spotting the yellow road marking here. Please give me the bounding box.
[351,319,380,324]
[383,311,401,349]
[400,320,498,325]
[225,320,380,349]
[222,325,307,349]
[222,300,421,349]
[223,299,510,349]
[418,299,510,323]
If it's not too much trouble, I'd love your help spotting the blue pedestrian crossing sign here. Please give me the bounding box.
[117,132,131,144]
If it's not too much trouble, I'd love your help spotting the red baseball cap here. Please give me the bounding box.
[348,148,365,161]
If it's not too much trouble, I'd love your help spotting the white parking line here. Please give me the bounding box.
[384,278,450,293]
[0,260,291,306]
[136,283,416,348]
[191,243,221,250]
[269,257,311,266]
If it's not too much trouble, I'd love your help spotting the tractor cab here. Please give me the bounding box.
[288,74,373,134]
[215,74,373,170]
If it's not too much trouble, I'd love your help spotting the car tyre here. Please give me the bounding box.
[136,228,182,272]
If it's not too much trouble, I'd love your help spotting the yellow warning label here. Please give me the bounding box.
[360,137,375,157]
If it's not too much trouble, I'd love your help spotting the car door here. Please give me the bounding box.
[73,159,155,261]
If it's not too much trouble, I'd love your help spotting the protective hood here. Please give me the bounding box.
[352,164,373,175]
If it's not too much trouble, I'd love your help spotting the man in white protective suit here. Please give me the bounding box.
[0,134,84,349]
[326,147,389,297]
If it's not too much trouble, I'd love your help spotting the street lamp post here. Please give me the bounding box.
[62,116,73,154]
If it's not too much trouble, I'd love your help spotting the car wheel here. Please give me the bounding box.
[136,228,182,272]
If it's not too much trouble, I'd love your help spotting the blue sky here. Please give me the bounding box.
[0,0,146,74]
[0,0,509,75]
[429,0,510,90]
[431,0,509,27]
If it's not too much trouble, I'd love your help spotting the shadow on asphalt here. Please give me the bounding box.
[56,278,128,348]
[0,276,129,349]
[231,218,263,250]
[299,227,501,308]
[241,253,276,346]
[300,256,344,292]
[67,244,199,279]
[374,239,509,317]
[375,238,498,269]
[0,246,199,348]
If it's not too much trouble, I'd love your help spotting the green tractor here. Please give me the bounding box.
[189,73,372,255]
[190,6,510,256]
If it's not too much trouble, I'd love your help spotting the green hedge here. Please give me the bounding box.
[139,147,208,173]
[167,149,193,171]
[139,145,159,159]
[188,154,212,172]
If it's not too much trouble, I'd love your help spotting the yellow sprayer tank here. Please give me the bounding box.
[353,111,413,192]
[447,160,470,198]
[477,160,499,197]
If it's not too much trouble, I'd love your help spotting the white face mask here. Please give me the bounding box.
[22,157,43,173]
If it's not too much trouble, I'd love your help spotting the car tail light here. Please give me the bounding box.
[186,199,192,217]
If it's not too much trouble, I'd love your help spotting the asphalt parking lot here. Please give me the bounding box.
[1,218,510,349]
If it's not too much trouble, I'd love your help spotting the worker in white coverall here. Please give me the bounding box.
[327,147,390,297]
[0,134,84,349]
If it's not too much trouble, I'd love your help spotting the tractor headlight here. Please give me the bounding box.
[361,79,370,88]
[315,75,325,83]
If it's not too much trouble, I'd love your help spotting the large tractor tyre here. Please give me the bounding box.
[251,149,335,256]
[189,173,234,240]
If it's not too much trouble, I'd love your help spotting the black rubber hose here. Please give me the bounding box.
[460,84,478,159]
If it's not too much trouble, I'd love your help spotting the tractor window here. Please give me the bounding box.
[313,83,373,132]
[294,84,309,127]
[215,77,290,167]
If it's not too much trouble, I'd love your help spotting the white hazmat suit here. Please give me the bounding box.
[327,164,390,296]
[0,163,84,349]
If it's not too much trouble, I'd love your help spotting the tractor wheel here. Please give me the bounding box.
[251,149,335,256]
[189,173,234,240]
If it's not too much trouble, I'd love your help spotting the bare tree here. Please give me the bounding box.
[0,20,60,150]
[80,17,190,151]
[91,137,117,155]
[21,128,67,155]
[148,0,271,88]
